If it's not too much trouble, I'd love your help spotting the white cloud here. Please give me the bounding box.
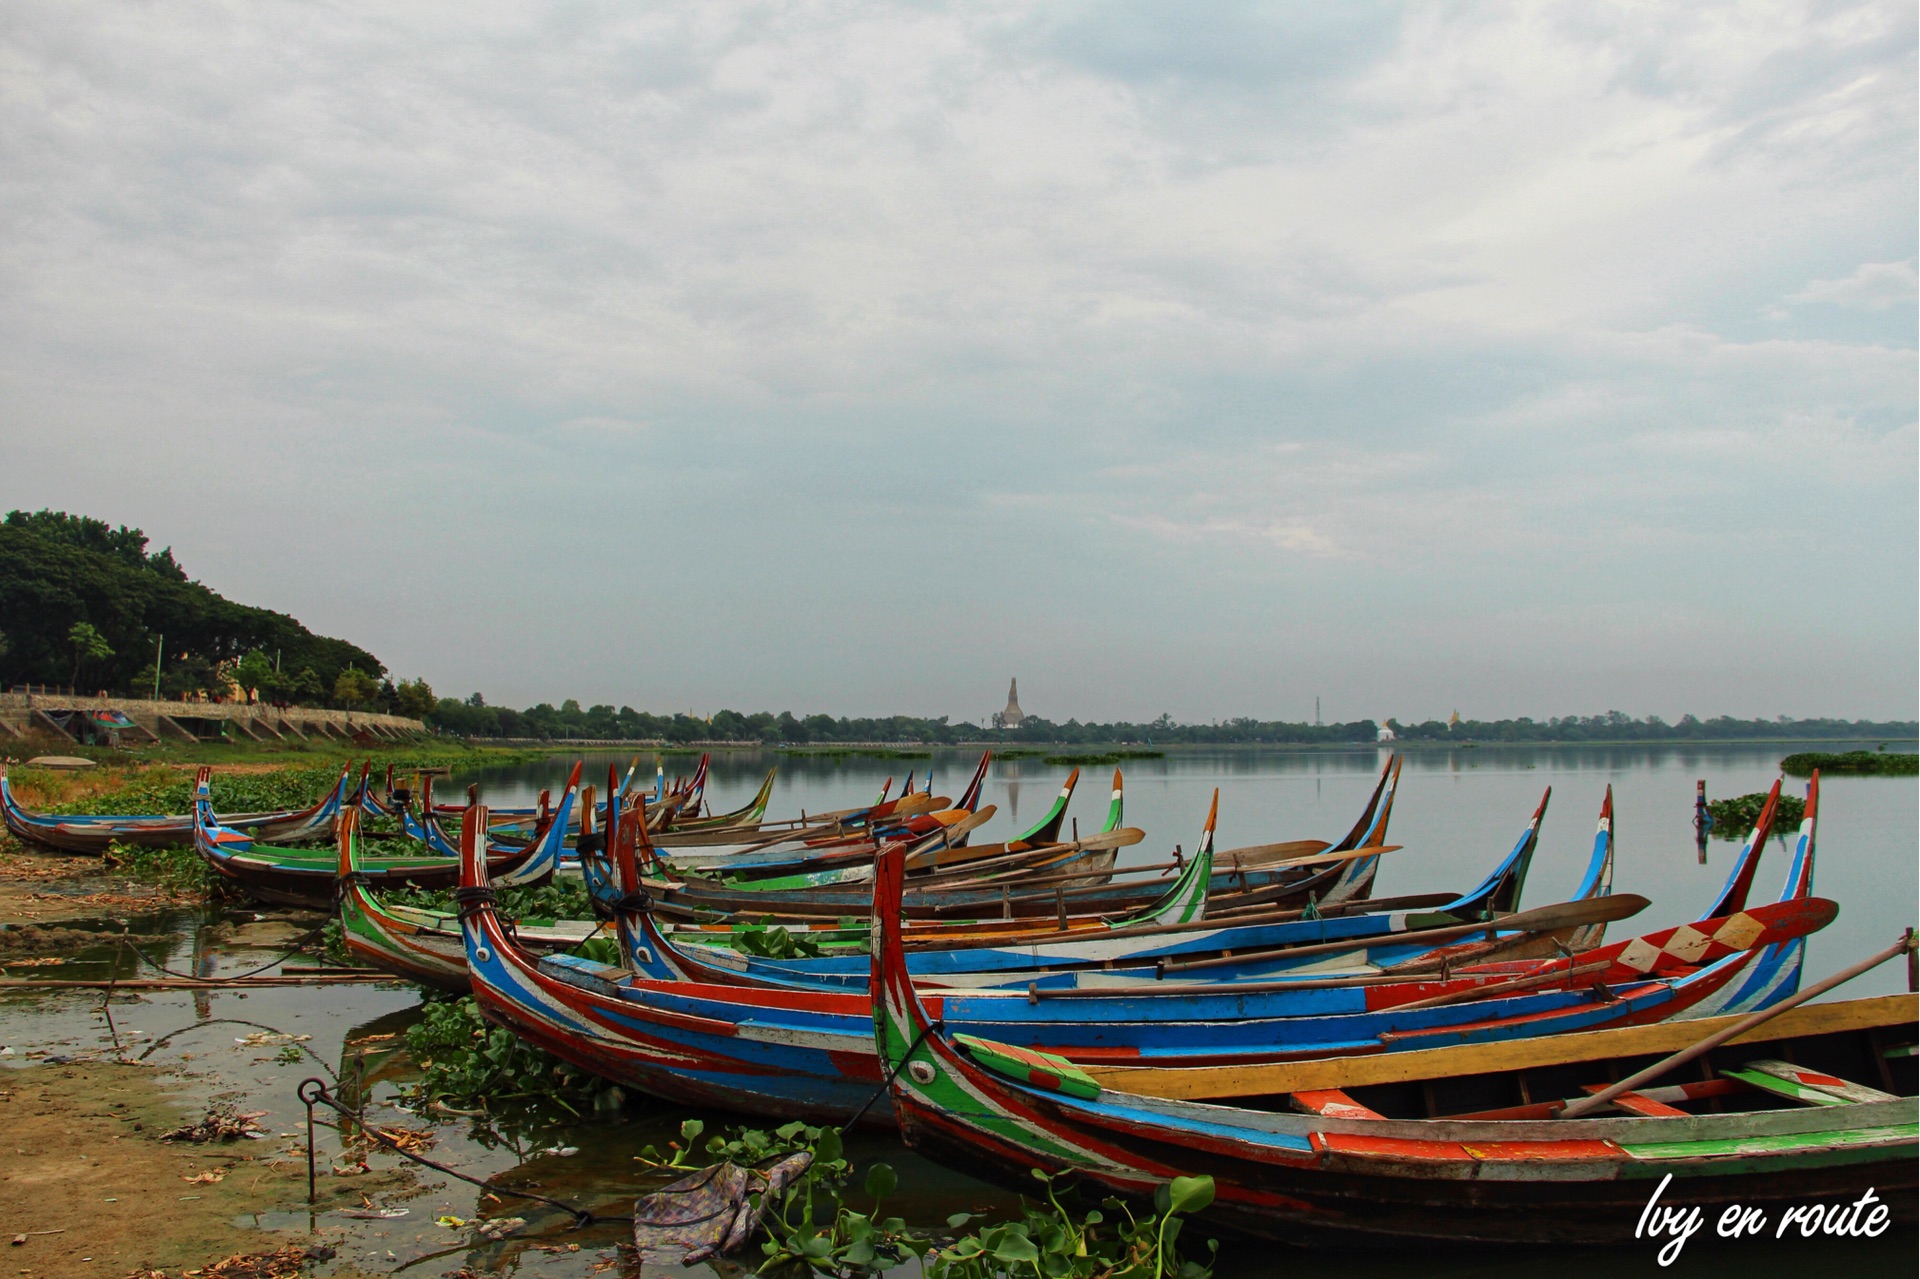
[1785,259,1918,310]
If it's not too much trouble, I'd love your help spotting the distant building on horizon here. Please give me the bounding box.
[992,678,1026,729]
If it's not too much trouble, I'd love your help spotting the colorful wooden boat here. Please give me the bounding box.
[335,801,595,992]
[869,817,1912,1245]
[190,768,559,909]
[627,758,1402,925]
[350,779,1211,991]
[450,778,1838,1131]
[618,780,1581,993]
[2,761,351,854]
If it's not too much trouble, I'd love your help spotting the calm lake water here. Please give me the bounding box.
[2,743,1913,1276]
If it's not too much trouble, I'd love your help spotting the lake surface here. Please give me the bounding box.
[2,743,1913,1276]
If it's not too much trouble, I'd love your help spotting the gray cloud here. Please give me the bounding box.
[0,1,1912,721]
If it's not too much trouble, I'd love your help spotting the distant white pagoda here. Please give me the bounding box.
[993,678,1026,729]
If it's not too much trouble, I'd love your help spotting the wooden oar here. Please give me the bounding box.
[1557,931,1919,1118]
[916,827,1147,885]
[904,805,999,853]
[1205,889,1460,922]
[1214,838,1332,865]
[1156,894,1651,975]
[804,791,947,825]
[1249,843,1400,870]
[924,843,1402,909]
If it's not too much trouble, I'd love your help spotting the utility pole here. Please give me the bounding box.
[151,634,163,700]
[1314,696,1321,727]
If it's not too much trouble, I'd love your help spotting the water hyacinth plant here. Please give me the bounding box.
[640,1119,1217,1279]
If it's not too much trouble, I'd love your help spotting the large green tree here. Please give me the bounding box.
[0,510,385,697]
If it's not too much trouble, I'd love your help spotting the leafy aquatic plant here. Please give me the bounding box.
[1041,750,1165,767]
[383,876,596,924]
[729,922,829,959]
[1704,792,1807,841]
[100,840,221,895]
[1780,750,1917,777]
[640,1119,1216,1279]
[402,994,624,1115]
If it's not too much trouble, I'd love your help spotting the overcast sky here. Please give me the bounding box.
[3,2,1914,724]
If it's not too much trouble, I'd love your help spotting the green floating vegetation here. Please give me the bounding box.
[384,876,596,924]
[101,840,220,896]
[1042,750,1166,767]
[780,747,934,760]
[727,921,829,959]
[640,1118,1217,1279]
[1780,750,1917,778]
[403,994,624,1115]
[1704,793,1807,841]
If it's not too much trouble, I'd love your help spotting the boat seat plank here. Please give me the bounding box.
[1288,1089,1383,1120]
[1726,1060,1899,1106]
[536,953,627,997]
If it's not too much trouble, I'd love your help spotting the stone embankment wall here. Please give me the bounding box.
[0,692,425,745]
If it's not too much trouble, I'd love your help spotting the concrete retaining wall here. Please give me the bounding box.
[0,692,424,743]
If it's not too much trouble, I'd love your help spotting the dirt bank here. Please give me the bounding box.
[0,1060,388,1278]
[0,848,192,929]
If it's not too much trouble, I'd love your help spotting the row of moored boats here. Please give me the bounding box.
[2,754,1911,1246]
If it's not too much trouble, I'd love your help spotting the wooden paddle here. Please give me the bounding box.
[904,805,997,850]
[1252,843,1400,870]
[1214,838,1332,865]
[1204,889,1459,922]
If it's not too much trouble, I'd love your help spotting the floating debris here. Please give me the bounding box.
[477,1216,526,1240]
[158,1103,268,1144]
[179,1243,337,1278]
[631,1153,813,1266]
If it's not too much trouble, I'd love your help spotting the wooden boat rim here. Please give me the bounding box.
[1081,991,1919,1099]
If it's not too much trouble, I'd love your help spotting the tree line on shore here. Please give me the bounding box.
[422,697,1916,747]
[9,510,1912,745]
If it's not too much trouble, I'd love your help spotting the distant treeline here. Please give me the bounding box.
[424,700,1918,746]
[1379,712,1915,744]
[0,510,391,707]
